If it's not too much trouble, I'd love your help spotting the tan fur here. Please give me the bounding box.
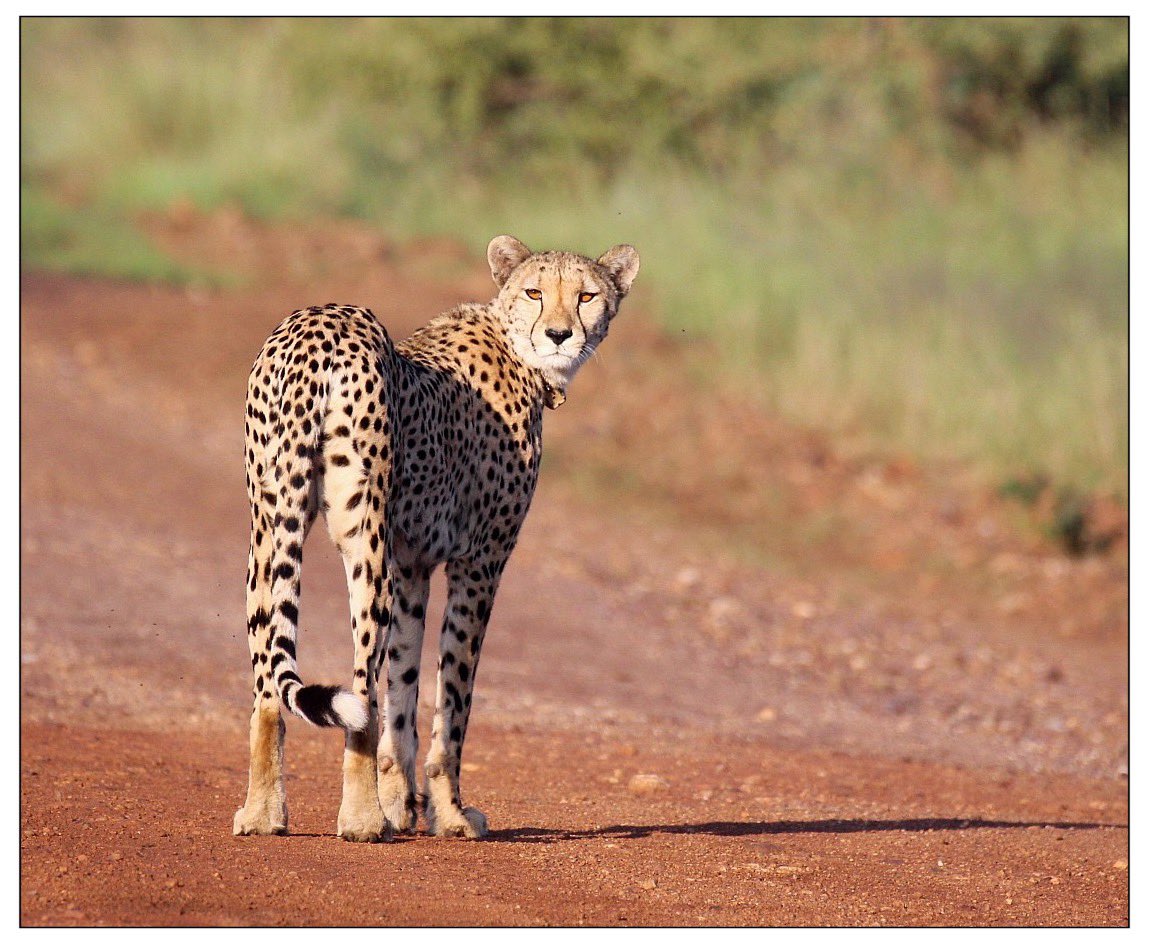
[234,236,638,841]
[232,706,287,835]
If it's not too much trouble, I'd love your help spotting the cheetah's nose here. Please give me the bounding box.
[544,327,573,346]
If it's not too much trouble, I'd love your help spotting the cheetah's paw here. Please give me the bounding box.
[337,801,391,843]
[428,804,489,839]
[232,802,288,836]
[378,776,417,834]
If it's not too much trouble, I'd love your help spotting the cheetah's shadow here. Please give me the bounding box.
[485,817,1126,843]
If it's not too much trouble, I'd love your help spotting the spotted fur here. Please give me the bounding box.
[233,235,639,841]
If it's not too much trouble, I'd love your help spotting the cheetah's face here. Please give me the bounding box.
[488,236,640,392]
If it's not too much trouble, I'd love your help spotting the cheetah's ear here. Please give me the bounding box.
[597,244,640,298]
[487,235,533,288]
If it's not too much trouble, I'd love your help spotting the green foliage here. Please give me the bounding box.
[999,473,1051,507]
[20,17,1128,494]
[20,184,214,285]
[922,18,1128,145]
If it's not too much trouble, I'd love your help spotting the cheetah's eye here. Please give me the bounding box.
[578,292,597,304]
[525,288,542,300]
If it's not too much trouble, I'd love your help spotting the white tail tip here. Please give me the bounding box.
[333,692,369,731]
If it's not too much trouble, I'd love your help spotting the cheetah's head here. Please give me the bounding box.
[487,235,640,402]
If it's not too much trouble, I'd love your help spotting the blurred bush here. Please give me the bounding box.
[20,17,1128,494]
[21,18,1127,214]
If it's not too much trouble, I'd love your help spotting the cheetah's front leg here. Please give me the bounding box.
[423,559,498,838]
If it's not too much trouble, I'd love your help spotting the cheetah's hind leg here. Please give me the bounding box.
[324,395,393,843]
[234,508,290,836]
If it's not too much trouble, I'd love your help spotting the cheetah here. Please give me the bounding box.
[233,235,640,842]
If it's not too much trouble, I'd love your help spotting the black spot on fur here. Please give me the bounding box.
[244,255,632,757]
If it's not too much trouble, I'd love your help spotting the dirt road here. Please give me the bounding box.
[20,215,1128,926]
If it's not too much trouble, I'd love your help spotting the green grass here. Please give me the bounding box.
[352,143,1128,495]
[19,17,1128,496]
[20,185,218,285]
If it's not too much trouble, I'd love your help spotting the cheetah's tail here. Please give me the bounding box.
[263,340,369,734]
[287,683,369,731]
